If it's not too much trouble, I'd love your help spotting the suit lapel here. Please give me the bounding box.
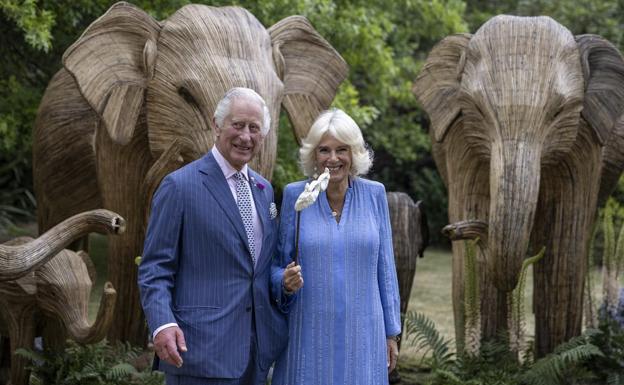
[249,170,270,267]
[198,153,250,255]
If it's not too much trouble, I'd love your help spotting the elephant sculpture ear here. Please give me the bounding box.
[269,16,349,142]
[413,34,471,143]
[577,34,624,146]
[62,2,160,145]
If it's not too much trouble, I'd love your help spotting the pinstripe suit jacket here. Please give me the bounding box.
[138,152,288,378]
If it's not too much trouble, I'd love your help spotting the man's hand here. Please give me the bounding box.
[387,337,399,372]
[283,261,303,293]
[154,326,187,368]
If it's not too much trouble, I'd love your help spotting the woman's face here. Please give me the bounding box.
[315,132,352,187]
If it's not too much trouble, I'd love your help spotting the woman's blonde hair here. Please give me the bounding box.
[299,109,373,177]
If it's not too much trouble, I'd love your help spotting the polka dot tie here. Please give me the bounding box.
[235,172,256,266]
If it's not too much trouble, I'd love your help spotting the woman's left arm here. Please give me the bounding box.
[375,184,402,371]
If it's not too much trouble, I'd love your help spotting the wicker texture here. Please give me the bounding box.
[32,2,347,344]
[0,245,118,385]
[387,192,428,349]
[414,15,624,356]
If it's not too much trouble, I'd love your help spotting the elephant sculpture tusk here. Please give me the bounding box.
[0,209,126,282]
[442,220,488,243]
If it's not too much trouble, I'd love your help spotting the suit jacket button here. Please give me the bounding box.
[246,306,252,312]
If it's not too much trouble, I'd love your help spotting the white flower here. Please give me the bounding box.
[294,168,330,211]
[317,168,330,191]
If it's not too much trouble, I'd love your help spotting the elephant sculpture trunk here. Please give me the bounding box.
[0,209,125,281]
[38,277,117,345]
[488,143,542,292]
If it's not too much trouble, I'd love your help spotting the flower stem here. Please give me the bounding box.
[294,211,301,265]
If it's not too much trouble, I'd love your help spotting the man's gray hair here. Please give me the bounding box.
[299,108,373,177]
[213,87,271,136]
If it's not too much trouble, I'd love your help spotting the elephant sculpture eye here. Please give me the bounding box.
[551,106,564,120]
[178,86,199,106]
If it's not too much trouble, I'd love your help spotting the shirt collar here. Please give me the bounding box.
[211,146,249,181]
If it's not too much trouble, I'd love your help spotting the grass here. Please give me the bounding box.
[404,247,455,356]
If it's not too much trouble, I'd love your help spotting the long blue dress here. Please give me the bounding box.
[271,177,401,385]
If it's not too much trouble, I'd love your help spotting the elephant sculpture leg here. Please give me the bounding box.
[531,122,601,356]
[2,301,36,385]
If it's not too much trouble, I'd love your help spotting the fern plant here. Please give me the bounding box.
[581,316,624,385]
[585,223,599,328]
[508,247,544,357]
[403,311,617,385]
[601,201,624,317]
[402,311,454,370]
[15,339,164,385]
[520,331,603,385]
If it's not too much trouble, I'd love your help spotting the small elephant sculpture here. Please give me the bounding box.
[32,2,348,343]
[0,247,117,385]
[0,209,124,385]
[414,15,624,356]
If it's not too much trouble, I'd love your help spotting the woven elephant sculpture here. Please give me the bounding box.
[414,15,624,356]
[0,209,124,385]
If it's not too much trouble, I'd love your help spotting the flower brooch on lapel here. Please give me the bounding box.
[250,176,265,190]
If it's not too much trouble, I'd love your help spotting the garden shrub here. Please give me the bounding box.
[15,339,164,385]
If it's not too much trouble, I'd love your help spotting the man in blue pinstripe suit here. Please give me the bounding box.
[138,87,303,385]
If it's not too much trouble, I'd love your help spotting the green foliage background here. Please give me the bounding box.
[1,0,624,242]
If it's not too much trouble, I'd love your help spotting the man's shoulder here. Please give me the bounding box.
[166,156,208,180]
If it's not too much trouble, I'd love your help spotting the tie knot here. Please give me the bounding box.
[235,172,245,182]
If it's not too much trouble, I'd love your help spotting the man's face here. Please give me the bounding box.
[213,98,265,170]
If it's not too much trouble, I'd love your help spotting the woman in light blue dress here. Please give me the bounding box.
[271,109,401,385]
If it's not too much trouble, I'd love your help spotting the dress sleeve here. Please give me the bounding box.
[376,184,402,337]
[271,184,299,312]
[138,175,183,335]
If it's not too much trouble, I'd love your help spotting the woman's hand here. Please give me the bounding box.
[283,261,303,294]
[387,337,399,372]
